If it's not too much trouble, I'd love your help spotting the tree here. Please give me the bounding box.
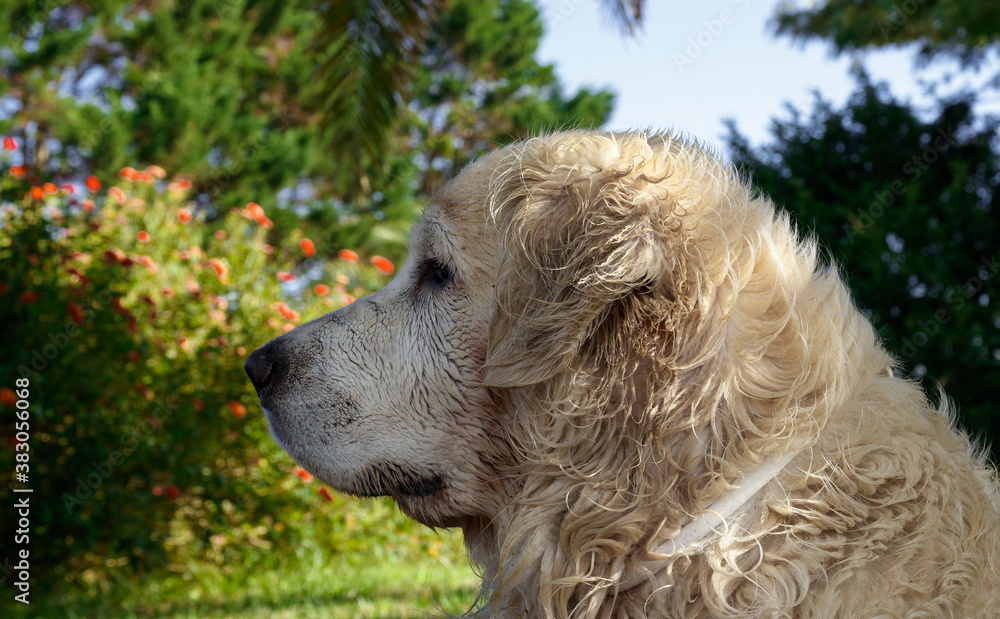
[312,0,642,184]
[0,0,613,240]
[772,0,1000,69]
[728,75,1000,458]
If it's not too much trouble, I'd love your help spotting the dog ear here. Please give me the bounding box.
[482,136,681,388]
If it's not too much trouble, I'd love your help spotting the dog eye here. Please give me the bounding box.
[421,259,454,290]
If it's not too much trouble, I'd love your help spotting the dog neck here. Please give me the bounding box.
[622,449,802,590]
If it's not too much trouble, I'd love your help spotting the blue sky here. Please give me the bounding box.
[534,0,999,151]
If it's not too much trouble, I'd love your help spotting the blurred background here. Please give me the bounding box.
[0,0,997,616]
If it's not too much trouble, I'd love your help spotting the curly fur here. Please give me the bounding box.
[250,130,1000,618]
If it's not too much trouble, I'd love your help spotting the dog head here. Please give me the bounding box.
[246,132,849,608]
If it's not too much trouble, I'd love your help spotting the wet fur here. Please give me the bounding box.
[253,131,1000,617]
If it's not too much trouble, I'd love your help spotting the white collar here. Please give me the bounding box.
[620,449,801,590]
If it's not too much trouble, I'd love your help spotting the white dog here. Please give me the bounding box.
[247,131,1000,617]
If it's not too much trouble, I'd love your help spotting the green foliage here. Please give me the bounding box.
[771,0,1000,66]
[0,161,456,604]
[0,0,613,242]
[727,71,1000,457]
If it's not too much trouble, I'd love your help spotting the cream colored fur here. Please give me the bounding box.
[252,131,1000,618]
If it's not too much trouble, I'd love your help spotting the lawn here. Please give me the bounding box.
[20,497,480,618]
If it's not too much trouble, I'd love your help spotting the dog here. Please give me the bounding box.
[246,131,1000,617]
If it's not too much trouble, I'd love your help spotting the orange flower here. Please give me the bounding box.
[30,186,43,200]
[299,238,316,258]
[214,230,226,240]
[152,486,164,496]
[146,165,166,179]
[178,178,191,190]
[293,466,313,483]
[108,186,126,204]
[42,182,57,194]
[338,249,358,263]
[136,170,154,183]
[118,166,137,180]
[318,487,333,502]
[274,302,300,322]
[166,486,180,499]
[207,258,228,282]
[177,208,192,224]
[256,215,273,229]
[314,284,330,296]
[276,271,295,282]
[84,175,101,191]
[228,401,247,418]
[82,199,95,212]
[19,291,37,304]
[371,255,394,275]
[247,202,264,218]
[0,388,16,407]
[2,136,15,151]
[10,165,25,179]
[137,230,151,243]
[162,288,174,297]
[67,303,84,326]
[136,255,158,274]
[236,346,246,356]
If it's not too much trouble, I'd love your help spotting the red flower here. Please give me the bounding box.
[3,136,15,151]
[136,255,158,274]
[137,231,151,243]
[85,175,101,192]
[19,291,37,304]
[299,238,316,258]
[256,215,273,229]
[186,280,202,300]
[30,186,44,200]
[371,255,394,275]
[10,165,25,179]
[274,302,300,322]
[82,199,95,212]
[318,487,333,502]
[293,466,313,483]
[207,258,228,282]
[192,399,204,411]
[214,230,226,240]
[276,271,295,282]
[314,284,330,296]
[228,401,247,418]
[152,486,164,496]
[166,486,179,499]
[178,178,191,190]
[128,350,141,362]
[119,166,137,180]
[177,208,192,224]
[0,388,16,407]
[67,303,84,326]
[338,249,358,264]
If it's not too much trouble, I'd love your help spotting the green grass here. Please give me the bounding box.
[21,497,480,618]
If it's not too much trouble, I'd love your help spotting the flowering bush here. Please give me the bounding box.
[0,150,402,586]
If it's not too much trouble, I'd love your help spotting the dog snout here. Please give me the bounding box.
[245,340,288,394]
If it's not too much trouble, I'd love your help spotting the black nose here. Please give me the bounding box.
[245,341,286,393]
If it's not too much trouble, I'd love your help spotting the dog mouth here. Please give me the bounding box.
[349,463,444,499]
